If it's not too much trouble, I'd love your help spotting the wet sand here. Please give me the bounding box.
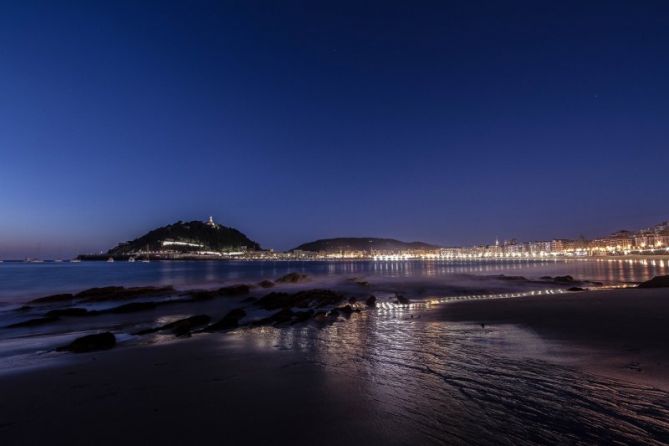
[0,336,404,446]
[434,287,669,389]
[2,288,669,445]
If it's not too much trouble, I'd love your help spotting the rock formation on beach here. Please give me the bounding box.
[57,332,117,353]
[637,275,669,288]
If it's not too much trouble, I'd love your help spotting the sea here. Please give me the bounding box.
[1,257,667,304]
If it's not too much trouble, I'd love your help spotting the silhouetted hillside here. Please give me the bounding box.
[292,237,439,253]
[107,220,260,255]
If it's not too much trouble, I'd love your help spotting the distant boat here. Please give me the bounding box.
[107,257,115,263]
[69,259,81,263]
[26,258,44,263]
[54,259,64,263]
[128,257,136,263]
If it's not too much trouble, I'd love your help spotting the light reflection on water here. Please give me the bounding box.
[231,309,669,445]
[1,258,668,303]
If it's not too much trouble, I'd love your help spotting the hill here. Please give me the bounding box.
[292,237,439,253]
[106,218,260,256]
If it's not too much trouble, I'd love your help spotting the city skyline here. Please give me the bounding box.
[9,214,669,261]
[2,1,669,258]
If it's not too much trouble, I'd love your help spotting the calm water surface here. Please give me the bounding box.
[1,258,667,303]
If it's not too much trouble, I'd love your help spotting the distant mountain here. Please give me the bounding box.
[292,237,439,253]
[106,218,260,256]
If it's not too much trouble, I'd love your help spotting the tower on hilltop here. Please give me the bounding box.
[206,216,217,228]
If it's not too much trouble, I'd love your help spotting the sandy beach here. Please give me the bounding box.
[1,285,669,444]
[0,336,403,446]
[433,287,669,389]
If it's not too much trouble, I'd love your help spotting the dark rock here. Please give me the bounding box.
[567,287,585,292]
[136,315,212,336]
[15,305,33,312]
[159,315,211,337]
[106,302,158,314]
[206,308,247,331]
[276,272,309,283]
[29,286,172,305]
[553,275,575,283]
[76,286,175,303]
[56,332,116,353]
[167,315,211,336]
[637,275,669,288]
[495,275,528,281]
[292,310,314,324]
[328,309,340,319]
[7,316,59,328]
[339,305,354,314]
[348,297,357,304]
[29,293,75,304]
[255,289,344,311]
[313,311,327,321]
[218,284,252,296]
[355,280,369,287]
[269,308,295,325]
[190,290,220,301]
[191,284,251,301]
[396,294,410,304]
[258,280,275,288]
[540,276,553,280]
[76,286,124,300]
[366,295,377,308]
[46,308,89,317]
[253,308,295,326]
[337,305,356,318]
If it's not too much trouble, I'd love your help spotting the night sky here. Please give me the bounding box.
[1,1,668,258]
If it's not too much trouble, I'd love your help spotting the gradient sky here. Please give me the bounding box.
[1,1,668,258]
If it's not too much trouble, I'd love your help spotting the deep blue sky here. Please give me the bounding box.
[1,1,668,258]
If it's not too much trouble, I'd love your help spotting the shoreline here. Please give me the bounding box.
[432,287,669,389]
[1,283,668,444]
[5,254,669,262]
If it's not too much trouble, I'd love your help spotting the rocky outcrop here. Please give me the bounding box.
[46,308,89,317]
[30,286,175,304]
[7,316,59,328]
[255,289,344,311]
[107,302,158,314]
[191,284,252,301]
[275,272,309,284]
[28,293,75,304]
[57,332,116,353]
[138,315,211,337]
[253,308,295,326]
[395,294,410,304]
[638,275,669,288]
[206,308,247,331]
[366,295,377,307]
[258,280,275,288]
